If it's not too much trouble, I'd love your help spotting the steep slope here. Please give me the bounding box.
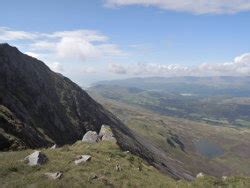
[0,44,193,180]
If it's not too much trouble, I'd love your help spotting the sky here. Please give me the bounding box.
[0,0,250,86]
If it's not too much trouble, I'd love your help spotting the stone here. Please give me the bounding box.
[82,131,99,143]
[74,155,91,165]
[50,144,58,149]
[88,174,98,181]
[24,151,48,166]
[115,164,122,171]
[196,172,204,178]
[99,125,116,142]
[44,172,63,180]
[222,176,228,181]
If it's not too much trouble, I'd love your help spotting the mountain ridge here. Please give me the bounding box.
[0,43,194,180]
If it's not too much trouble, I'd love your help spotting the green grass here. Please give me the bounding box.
[1,141,250,188]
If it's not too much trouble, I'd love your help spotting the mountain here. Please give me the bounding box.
[0,44,194,180]
[95,76,250,97]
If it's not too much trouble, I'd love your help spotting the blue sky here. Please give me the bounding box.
[1,0,250,86]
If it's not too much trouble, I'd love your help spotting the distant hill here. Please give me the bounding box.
[95,76,250,97]
[89,84,250,128]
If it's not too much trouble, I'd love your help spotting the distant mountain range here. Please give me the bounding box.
[94,76,250,97]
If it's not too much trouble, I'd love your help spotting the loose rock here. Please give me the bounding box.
[24,151,48,166]
[222,176,228,181]
[196,172,204,178]
[115,164,122,171]
[44,172,63,180]
[88,173,98,181]
[99,125,116,142]
[74,155,91,165]
[82,131,99,143]
[50,144,58,149]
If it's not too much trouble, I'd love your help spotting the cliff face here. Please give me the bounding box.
[0,43,114,149]
[0,44,194,180]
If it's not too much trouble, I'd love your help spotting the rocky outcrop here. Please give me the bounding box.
[24,151,48,166]
[99,125,116,142]
[82,131,99,143]
[0,44,194,180]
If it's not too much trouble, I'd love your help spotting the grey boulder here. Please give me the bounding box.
[82,131,99,143]
[99,125,116,142]
[24,151,48,166]
[50,144,58,149]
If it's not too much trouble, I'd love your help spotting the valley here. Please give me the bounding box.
[88,82,250,177]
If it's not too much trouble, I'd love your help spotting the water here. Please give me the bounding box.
[194,138,224,158]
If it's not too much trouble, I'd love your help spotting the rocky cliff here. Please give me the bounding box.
[0,43,194,180]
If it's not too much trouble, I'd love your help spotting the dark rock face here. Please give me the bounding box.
[0,43,194,180]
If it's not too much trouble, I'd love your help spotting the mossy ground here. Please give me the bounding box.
[0,141,250,188]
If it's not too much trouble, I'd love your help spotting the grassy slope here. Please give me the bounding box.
[1,141,250,188]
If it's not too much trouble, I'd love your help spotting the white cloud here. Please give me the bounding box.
[105,0,250,14]
[0,27,124,63]
[47,62,64,72]
[25,51,40,59]
[108,62,128,74]
[80,67,97,74]
[108,53,250,76]
[0,27,40,41]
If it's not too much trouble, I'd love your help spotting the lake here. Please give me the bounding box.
[194,138,224,158]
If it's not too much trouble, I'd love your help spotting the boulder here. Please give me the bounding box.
[222,176,228,181]
[74,155,91,165]
[50,144,58,149]
[99,125,116,142]
[196,172,204,178]
[24,151,48,166]
[44,172,63,180]
[82,131,99,143]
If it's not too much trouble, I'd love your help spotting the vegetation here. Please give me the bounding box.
[1,141,250,188]
[89,84,250,128]
[88,88,250,178]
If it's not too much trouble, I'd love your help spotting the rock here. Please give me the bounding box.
[50,144,58,149]
[24,151,48,166]
[99,125,116,142]
[44,172,63,180]
[196,172,204,178]
[74,155,91,165]
[222,176,228,181]
[88,174,98,181]
[82,131,99,143]
[115,164,122,171]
